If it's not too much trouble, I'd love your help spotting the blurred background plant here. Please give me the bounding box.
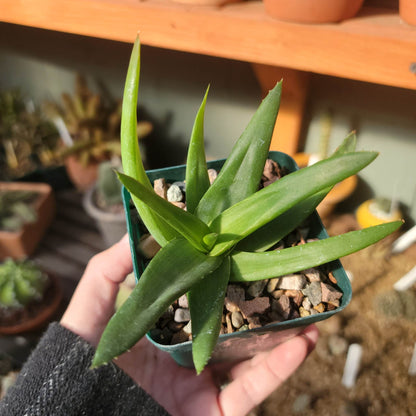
[0,89,60,180]
[42,74,152,190]
[0,258,48,310]
[43,74,153,168]
[0,189,39,232]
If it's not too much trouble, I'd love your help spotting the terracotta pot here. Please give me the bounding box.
[0,182,55,261]
[293,153,357,218]
[0,273,62,335]
[122,151,352,368]
[64,156,99,191]
[263,0,364,23]
[399,0,416,25]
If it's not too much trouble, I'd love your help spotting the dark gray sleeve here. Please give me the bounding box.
[0,322,170,416]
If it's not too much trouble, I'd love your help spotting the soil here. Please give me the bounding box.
[258,214,416,416]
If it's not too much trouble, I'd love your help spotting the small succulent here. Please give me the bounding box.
[95,159,123,209]
[0,190,38,232]
[92,37,402,373]
[0,259,48,309]
[0,89,60,179]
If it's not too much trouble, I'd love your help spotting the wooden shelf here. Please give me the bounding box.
[2,0,416,90]
[2,0,415,154]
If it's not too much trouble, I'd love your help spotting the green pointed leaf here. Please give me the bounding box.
[117,171,214,252]
[120,35,179,246]
[92,238,223,368]
[332,132,357,157]
[195,82,282,223]
[236,189,329,252]
[235,133,356,253]
[188,256,230,374]
[185,86,211,214]
[230,221,402,282]
[209,151,378,256]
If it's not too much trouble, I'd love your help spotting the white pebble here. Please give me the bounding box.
[174,308,191,322]
[276,274,307,290]
[167,185,183,202]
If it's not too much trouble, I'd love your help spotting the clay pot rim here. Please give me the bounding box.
[83,186,126,223]
[0,273,62,335]
[0,182,54,237]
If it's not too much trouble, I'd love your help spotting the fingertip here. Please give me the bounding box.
[300,324,319,354]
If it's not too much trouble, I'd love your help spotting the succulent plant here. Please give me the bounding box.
[0,190,38,232]
[0,89,60,179]
[0,259,48,309]
[95,159,123,209]
[92,36,402,373]
[43,74,153,167]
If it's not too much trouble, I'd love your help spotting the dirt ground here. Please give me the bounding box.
[257,214,416,416]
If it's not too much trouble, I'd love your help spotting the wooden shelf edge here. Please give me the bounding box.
[1,0,416,90]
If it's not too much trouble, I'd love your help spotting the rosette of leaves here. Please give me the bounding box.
[0,259,48,309]
[0,89,60,179]
[0,190,38,232]
[92,36,402,373]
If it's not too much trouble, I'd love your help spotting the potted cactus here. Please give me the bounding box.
[43,74,153,191]
[0,182,55,261]
[92,36,402,374]
[0,89,61,182]
[0,259,62,334]
[83,158,128,247]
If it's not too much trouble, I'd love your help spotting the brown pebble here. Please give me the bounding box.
[271,289,285,299]
[171,201,186,210]
[171,329,189,344]
[321,283,343,303]
[247,316,262,329]
[313,302,326,313]
[272,295,291,320]
[299,306,311,317]
[154,178,168,199]
[225,313,233,334]
[239,297,270,318]
[227,285,245,305]
[328,271,338,284]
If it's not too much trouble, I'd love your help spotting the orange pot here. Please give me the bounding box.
[263,0,364,23]
[0,182,55,261]
[293,153,357,218]
[65,156,99,192]
[400,0,416,25]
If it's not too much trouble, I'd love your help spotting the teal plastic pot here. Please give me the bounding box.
[122,151,352,368]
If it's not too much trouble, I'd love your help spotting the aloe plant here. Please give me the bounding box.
[92,36,402,373]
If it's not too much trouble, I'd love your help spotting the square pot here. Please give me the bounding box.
[0,182,56,260]
[122,151,352,368]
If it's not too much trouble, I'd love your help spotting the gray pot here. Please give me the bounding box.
[83,187,126,248]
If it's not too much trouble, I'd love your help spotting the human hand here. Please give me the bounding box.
[61,235,318,416]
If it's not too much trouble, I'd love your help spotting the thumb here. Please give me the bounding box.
[61,234,133,346]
